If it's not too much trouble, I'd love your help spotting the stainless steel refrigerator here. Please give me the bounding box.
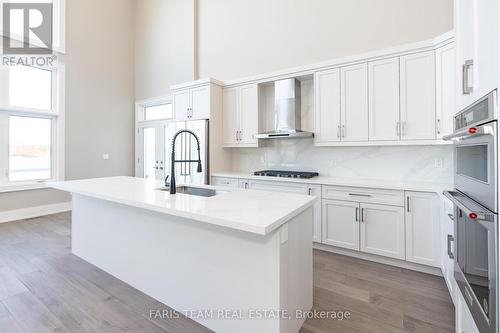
[164,119,209,186]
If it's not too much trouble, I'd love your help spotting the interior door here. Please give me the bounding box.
[322,199,360,250]
[368,57,400,141]
[141,126,165,180]
[400,51,436,140]
[341,63,368,142]
[314,68,341,143]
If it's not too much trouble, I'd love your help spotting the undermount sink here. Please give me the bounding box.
[157,186,220,197]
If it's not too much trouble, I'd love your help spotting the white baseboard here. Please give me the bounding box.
[313,243,443,276]
[0,202,72,224]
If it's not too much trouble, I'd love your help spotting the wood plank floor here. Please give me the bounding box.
[0,213,454,333]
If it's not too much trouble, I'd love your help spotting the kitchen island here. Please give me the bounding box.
[49,176,315,333]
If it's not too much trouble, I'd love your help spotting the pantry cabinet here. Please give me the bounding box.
[405,191,440,267]
[222,84,258,147]
[368,57,401,141]
[359,203,405,260]
[173,85,210,121]
[455,0,498,110]
[399,51,436,140]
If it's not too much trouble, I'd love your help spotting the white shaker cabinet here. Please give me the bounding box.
[455,0,498,110]
[368,57,401,141]
[440,194,456,303]
[308,185,322,243]
[222,84,258,147]
[435,43,456,139]
[322,199,360,250]
[314,68,341,143]
[340,63,369,142]
[359,203,405,260]
[173,85,210,121]
[405,191,440,267]
[400,51,436,140]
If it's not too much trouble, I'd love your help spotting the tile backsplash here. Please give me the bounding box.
[230,139,454,184]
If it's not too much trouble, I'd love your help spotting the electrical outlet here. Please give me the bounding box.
[435,158,443,168]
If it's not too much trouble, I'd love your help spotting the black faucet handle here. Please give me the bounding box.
[165,175,170,187]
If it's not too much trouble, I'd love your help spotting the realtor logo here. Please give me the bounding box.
[2,2,53,54]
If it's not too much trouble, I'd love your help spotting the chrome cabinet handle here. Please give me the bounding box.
[361,208,365,222]
[447,235,454,259]
[308,188,312,195]
[447,213,454,221]
[337,125,341,138]
[348,193,371,197]
[342,125,345,138]
[355,207,359,222]
[396,122,400,137]
[462,59,474,95]
[437,119,441,135]
[406,196,410,213]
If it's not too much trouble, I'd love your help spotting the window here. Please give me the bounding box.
[0,65,63,188]
[144,103,173,121]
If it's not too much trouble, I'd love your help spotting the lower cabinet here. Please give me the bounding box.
[322,200,405,260]
[440,194,456,303]
[322,199,360,250]
[237,178,322,243]
[359,203,405,260]
[405,191,441,267]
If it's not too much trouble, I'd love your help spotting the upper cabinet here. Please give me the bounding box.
[341,63,369,142]
[399,51,436,140]
[368,58,401,141]
[455,0,498,110]
[436,43,456,139]
[222,84,259,147]
[314,69,341,143]
[172,81,220,121]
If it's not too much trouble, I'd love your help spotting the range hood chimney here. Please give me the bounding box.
[254,78,314,139]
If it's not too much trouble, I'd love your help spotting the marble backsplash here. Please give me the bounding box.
[229,139,454,184]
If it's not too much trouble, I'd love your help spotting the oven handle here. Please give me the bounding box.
[443,191,494,222]
[442,123,495,141]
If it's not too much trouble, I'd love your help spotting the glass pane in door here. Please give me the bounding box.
[143,128,156,179]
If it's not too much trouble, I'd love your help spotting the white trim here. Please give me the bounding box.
[0,201,71,223]
[0,182,48,193]
[313,243,442,276]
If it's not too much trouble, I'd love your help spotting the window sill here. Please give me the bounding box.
[0,182,50,194]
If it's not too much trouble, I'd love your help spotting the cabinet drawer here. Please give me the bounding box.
[211,177,239,189]
[246,180,307,194]
[322,185,404,206]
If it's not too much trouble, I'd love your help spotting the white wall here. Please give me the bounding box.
[197,0,454,81]
[0,0,136,213]
[135,0,196,100]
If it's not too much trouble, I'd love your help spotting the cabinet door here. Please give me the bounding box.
[308,185,322,243]
[405,191,440,267]
[314,69,341,143]
[435,44,456,139]
[368,58,400,141]
[400,52,436,140]
[173,90,190,121]
[190,86,211,120]
[222,87,240,146]
[360,203,405,259]
[340,63,369,142]
[322,199,360,250]
[441,195,456,302]
[239,84,258,145]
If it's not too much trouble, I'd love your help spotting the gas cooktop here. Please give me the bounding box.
[253,170,319,179]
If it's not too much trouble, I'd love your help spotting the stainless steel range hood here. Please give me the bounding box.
[254,78,314,139]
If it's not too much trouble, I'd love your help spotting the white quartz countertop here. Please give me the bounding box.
[212,172,453,193]
[49,176,316,236]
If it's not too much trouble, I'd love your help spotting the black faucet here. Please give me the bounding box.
[168,129,202,194]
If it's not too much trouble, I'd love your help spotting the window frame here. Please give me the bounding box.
[0,64,65,192]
